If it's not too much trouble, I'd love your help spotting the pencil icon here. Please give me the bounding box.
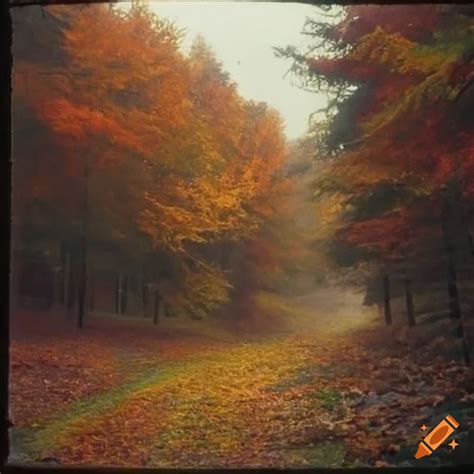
[415,414,459,459]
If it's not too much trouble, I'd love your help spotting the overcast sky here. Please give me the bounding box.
[143,1,327,139]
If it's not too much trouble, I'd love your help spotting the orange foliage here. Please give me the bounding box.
[13,3,289,315]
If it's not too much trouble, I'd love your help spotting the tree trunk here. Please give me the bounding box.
[403,270,416,327]
[77,153,89,329]
[129,273,136,315]
[88,270,95,311]
[117,272,122,315]
[383,273,392,326]
[122,274,128,315]
[62,245,71,311]
[77,238,87,329]
[153,289,160,325]
[442,200,471,366]
[142,271,148,317]
[67,261,76,317]
[452,179,474,256]
[446,253,462,322]
[10,252,20,310]
[63,247,70,311]
[60,242,67,305]
[53,268,61,308]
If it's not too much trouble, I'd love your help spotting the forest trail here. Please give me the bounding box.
[10,290,473,468]
[11,290,377,468]
[10,3,474,470]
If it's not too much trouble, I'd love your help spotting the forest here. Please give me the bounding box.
[9,2,474,469]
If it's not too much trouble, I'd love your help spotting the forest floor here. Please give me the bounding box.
[9,289,474,468]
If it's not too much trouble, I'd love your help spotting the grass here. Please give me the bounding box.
[14,357,212,459]
[286,441,346,468]
[268,365,320,393]
[309,389,343,411]
[14,335,308,461]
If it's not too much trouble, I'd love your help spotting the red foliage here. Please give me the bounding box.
[308,57,388,84]
[338,205,441,259]
[327,5,441,45]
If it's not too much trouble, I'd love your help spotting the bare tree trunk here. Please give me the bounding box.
[452,179,474,256]
[383,273,392,326]
[77,239,87,329]
[67,260,76,318]
[63,246,70,312]
[77,155,89,329]
[88,270,95,311]
[153,289,160,325]
[442,200,471,366]
[122,274,128,315]
[10,253,20,311]
[446,252,462,322]
[53,268,61,308]
[117,272,123,316]
[142,270,148,317]
[403,269,416,327]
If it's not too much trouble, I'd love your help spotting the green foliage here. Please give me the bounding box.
[325,86,369,152]
[310,388,343,411]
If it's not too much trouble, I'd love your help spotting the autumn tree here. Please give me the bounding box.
[13,4,290,328]
[280,4,474,363]
[13,3,196,327]
[139,40,288,321]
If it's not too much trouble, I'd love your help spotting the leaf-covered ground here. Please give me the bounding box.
[10,293,474,468]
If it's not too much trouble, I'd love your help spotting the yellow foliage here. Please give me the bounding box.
[15,3,289,319]
[177,263,233,319]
